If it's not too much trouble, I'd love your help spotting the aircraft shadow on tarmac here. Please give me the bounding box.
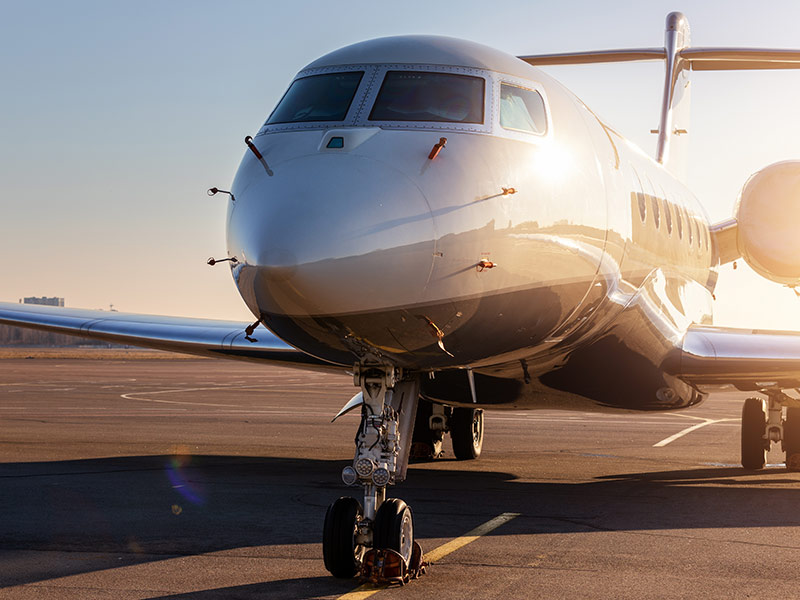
[1,454,799,598]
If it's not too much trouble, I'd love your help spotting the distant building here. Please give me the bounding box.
[21,296,64,307]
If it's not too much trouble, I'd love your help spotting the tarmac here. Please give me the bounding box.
[2,354,800,599]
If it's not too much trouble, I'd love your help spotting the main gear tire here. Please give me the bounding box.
[411,400,444,460]
[741,397,767,470]
[451,407,484,460]
[783,407,800,470]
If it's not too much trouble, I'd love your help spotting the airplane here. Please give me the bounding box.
[4,10,800,581]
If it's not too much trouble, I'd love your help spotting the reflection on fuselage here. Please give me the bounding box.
[226,36,716,413]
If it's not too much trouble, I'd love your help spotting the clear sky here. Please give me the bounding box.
[3,0,800,327]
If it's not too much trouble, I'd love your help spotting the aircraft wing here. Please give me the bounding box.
[679,324,800,391]
[0,301,342,372]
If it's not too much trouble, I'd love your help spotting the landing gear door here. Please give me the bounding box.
[390,378,420,482]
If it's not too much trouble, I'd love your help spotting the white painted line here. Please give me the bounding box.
[120,386,250,407]
[487,417,702,425]
[653,418,736,447]
[664,412,714,422]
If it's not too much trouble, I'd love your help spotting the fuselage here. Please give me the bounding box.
[226,35,716,412]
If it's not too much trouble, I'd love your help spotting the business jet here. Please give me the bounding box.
[4,11,800,581]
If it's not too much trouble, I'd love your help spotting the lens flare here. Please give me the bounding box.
[166,447,206,505]
[534,139,573,181]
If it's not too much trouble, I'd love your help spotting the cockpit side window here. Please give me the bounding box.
[267,71,364,124]
[499,84,547,134]
[368,71,484,124]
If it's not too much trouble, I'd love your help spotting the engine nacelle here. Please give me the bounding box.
[736,160,800,285]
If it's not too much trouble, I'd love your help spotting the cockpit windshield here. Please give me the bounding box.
[267,72,364,124]
[499,84,547,134]
[369,71,484,123]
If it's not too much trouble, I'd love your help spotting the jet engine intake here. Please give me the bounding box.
[736,160,800,285]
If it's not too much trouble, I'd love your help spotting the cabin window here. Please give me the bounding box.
[651,195,660,229]
[369,71,485,123]
[631,169,646,222]
[499,84,547,134]
[267,71,364,124]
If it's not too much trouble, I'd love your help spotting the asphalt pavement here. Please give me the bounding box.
[2,356,800,599]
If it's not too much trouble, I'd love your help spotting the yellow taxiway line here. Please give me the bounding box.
[338,511,520,599]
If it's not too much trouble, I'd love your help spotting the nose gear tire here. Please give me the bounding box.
[373,498,414,565]
[323,496,363,578]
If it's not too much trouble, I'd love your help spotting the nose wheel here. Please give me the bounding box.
[373,498,414,564]
[323,497,364,578]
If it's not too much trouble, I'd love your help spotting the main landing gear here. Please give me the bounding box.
[741,393,800,470]
[410,400,485,461]
[450,406,485,460]
[323,365,425,581]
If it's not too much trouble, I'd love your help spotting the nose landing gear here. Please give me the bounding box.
[323,365,426,581]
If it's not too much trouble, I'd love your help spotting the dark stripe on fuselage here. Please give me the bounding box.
[259,277,598,370]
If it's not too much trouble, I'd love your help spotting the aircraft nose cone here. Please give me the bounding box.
[228,153,436,322]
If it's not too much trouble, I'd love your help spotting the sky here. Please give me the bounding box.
[2,0,800,327]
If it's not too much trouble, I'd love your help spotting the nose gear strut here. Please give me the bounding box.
[323,364,426,581]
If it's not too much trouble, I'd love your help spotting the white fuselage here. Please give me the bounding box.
[226,35,716,411]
